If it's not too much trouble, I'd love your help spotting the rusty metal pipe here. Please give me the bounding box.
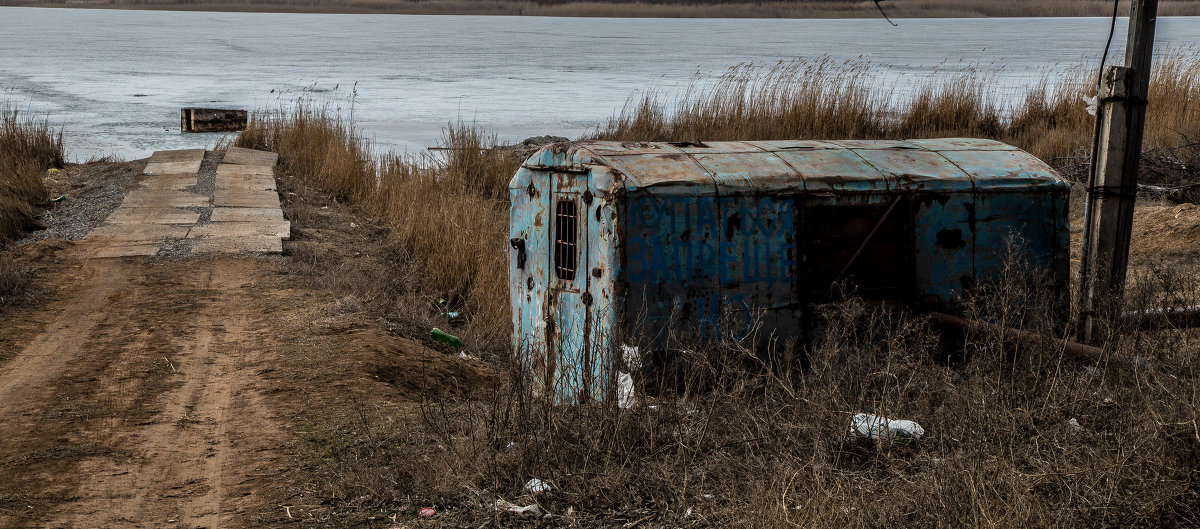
[928,312,1147,369]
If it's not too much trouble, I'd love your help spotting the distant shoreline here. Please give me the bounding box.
[4,0,1200,18]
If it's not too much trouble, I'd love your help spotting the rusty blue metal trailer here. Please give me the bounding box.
[509,138,1070,403]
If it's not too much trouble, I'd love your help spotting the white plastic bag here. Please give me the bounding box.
[617,371,636,409]
[849,413,925,444]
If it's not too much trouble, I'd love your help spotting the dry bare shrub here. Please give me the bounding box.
[369,247,1199,527]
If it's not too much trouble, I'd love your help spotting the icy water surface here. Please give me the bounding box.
[3,7,1200,161]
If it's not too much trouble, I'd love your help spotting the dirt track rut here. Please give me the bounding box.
[0,150,291,528]
[0,253,288,528]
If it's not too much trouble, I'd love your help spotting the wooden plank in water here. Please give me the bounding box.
[181,108,247,133]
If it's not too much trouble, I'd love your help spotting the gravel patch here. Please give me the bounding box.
[21,160,146,243]
[157,149,223,258]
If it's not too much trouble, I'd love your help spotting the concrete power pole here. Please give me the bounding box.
[1078,0,1159,344]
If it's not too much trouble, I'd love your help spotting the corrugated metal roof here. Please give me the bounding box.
[519,138,1065,193]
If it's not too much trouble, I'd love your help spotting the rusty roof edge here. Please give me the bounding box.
[934,143,1068,188]
[744,140,812,192]
[518,140,1066,190]
[675,149,721,195]
[582,142,722,192]
[835,144,894,190]
[925,147,979,193]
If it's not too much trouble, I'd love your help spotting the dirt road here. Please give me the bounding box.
[0,149,297,528]
[0,248,291,528]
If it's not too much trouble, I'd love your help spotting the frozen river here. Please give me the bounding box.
[3,7,1200,161]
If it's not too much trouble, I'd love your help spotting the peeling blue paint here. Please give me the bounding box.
[510,138,1070,403]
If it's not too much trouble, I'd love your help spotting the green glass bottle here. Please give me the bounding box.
[430,328,463,349]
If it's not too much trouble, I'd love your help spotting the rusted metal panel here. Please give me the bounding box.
[550,175,590,403]
[912,194,976,304]
[772,148,887,193]
[509,166,552,397]
[719,195,799,345]
[602,152,714,193]
[972,190,1070,305]
[850,147,975,191]
[510,138,1071,403]
[937,149,1062,190]
[905,138,1018,151]
[624,194,721,345]
[690,152,802,193]
[583,168,621,399]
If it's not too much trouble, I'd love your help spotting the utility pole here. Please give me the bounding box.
[1078,0,1159,344]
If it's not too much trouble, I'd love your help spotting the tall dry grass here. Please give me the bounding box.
[240,51,1200,350]
[1,107,61,242]
[236,106,522,339]
[250,52,1200,527]
[596,52,1200,174]
[1,107,62,300]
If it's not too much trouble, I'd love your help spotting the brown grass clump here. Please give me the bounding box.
[236,105,522,339]
[306,260,1200,527]
[0,107,62,300]
[1,107,62,242]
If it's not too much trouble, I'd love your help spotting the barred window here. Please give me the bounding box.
[554,199,578,281]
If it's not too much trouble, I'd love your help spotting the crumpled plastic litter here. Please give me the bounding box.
[848,413,925,444]
[495,499,543,517]
[617,371,636,409]
[524,478,552,493]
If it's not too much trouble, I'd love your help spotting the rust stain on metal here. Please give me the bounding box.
[509,138,1070,403]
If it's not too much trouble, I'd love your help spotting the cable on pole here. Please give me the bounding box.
[874,0,898,26]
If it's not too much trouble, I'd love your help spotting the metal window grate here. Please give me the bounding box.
[554,199,578,281]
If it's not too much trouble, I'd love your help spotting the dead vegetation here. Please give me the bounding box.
[237,106,521,344]
[597,51,1200,180]
[0,107,63,300]
[234,53,1200,526]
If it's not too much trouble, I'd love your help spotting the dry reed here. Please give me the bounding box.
[0,106,62,299]
[0,107,61,242]
[245,54,1200,526]
[236,106,522,339]
[596,51,1200,172]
